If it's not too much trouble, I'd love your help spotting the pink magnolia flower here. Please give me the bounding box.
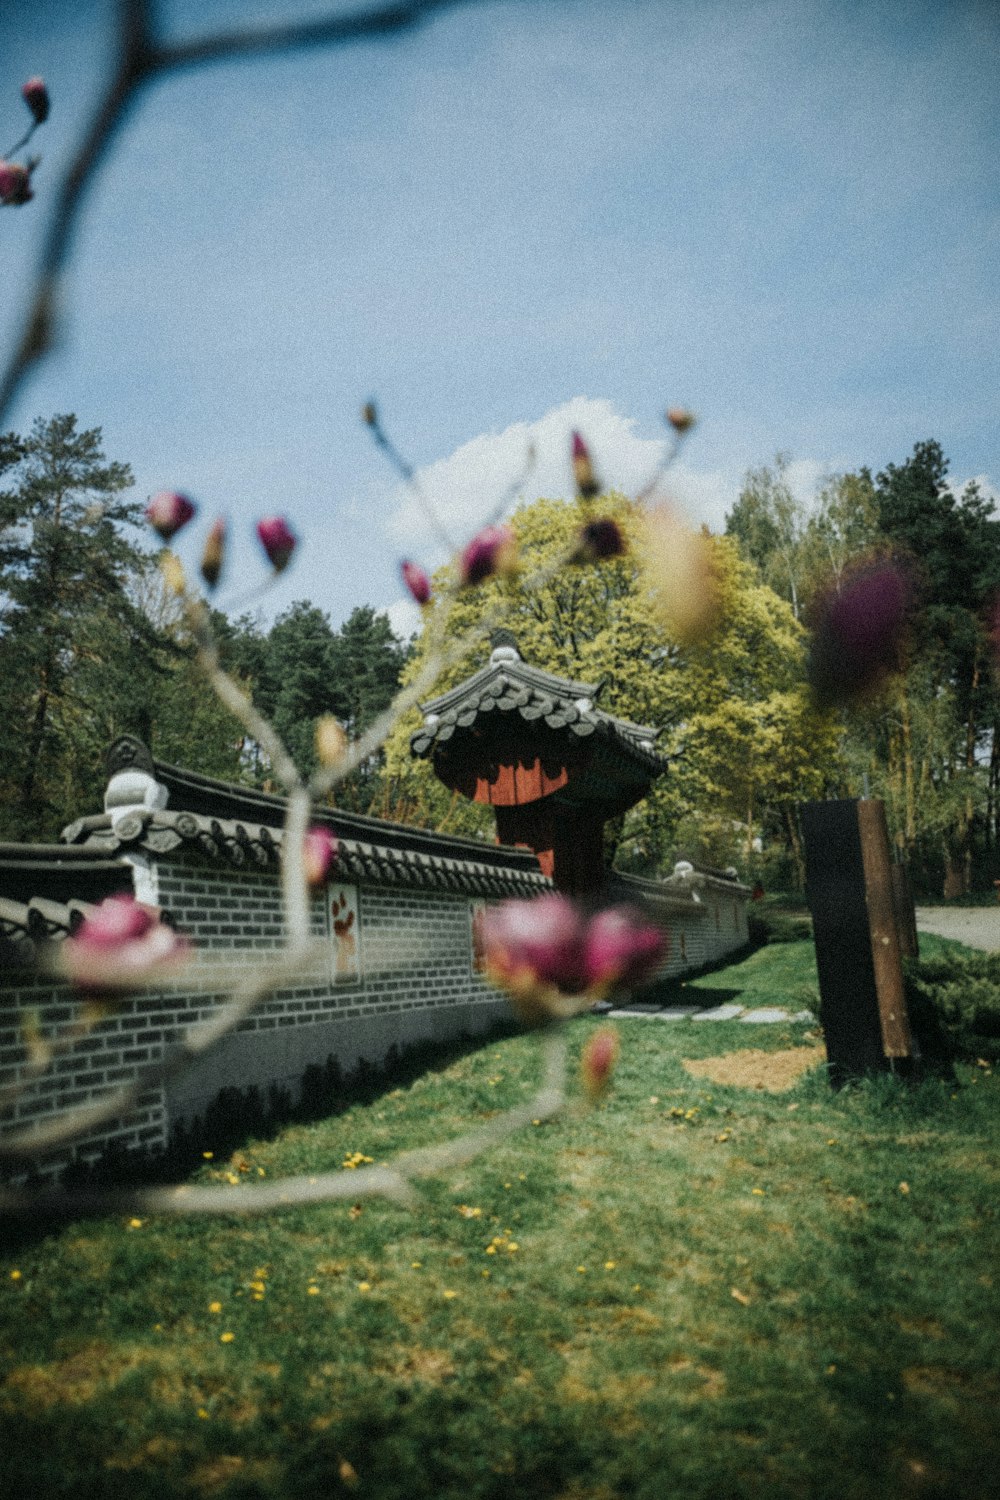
[583,906,668,992]
[146,490,196,540]
[666,408,696,434]
[477,895,666,1024]
[302,826,338,887]
[571,430,600,499]
[809,558,911,707]
[580,1026,621,1099]
[0,161,33,205]
[63,895,190,991]
[573,518,625,564]
[477,894,586,1022]
[401,559,431,605]
[21,76,49,124]
[257,516,297,573]
[459,524,518,587]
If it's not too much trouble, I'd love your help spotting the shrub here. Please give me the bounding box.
[748,906,813,947]
[904,952,1000,1063]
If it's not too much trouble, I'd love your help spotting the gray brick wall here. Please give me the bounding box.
[2,852,748,1183]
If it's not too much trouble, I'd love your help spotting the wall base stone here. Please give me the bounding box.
[165,995,512,1133]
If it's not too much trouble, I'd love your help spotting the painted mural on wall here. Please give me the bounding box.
[329,885,360,983]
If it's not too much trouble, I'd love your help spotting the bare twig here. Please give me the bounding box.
[0,0,477,426]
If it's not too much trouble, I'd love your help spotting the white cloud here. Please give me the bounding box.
[947,474,1000,514]
[385,396,754,557]
[382,596,423,643]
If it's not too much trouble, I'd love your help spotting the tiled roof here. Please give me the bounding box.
[0,843,134,968]
[62,767,551,900]
[610,862,751,911]
[410,650,669,777]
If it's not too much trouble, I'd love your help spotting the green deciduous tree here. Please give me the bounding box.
[382,492,842,880]
[865,441,1000,892]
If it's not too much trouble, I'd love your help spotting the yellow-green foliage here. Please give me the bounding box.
[381,494,843,866]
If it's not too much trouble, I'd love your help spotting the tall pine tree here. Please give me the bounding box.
[0,415,160,837]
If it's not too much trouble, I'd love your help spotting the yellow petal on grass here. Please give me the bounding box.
[208,1301,222,1314]
[357,1281,371,1293]
[220,1332,235,1344]
[731,1287,752,1306]
[899,1181,910,1195]
[442,1289,459,1300]
[10,1269,22,1281]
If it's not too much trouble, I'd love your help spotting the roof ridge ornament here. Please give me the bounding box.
[104,735,169,833]
[489,627,522,666]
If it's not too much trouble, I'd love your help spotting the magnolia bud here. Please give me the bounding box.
[257,516,296,572]
[146,490,196,540]
[21,77,49,125]
[63,895,190,992]
[808,558,911,707]
[401,559,431,605]
[583,906,667,992]
[0,161,33,205]
[571,430,600,500]
[666,408,696,434]
[302,826,338,887]
[200,517,226,589]
[642,505,720,645]
[160,552,186,596]
[572,518,625,564]
[362,401,378,427]
[459,525,518,588]
[316,715,348,768]
[580,1027,620,1100]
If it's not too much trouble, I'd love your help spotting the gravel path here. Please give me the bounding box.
[915,906,1000,952]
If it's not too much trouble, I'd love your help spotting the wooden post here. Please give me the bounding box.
[801,798,914,1084]
[856,801,913,1058]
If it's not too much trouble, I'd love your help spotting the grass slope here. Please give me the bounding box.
[1,943,998,1500]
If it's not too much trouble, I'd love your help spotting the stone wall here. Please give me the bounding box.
[2,828,749,1184]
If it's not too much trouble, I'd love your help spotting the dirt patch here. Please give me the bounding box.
[682,1044,826,1093]
[375,1345,457,1385]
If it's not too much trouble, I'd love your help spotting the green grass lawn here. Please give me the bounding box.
[2,941,998,1500]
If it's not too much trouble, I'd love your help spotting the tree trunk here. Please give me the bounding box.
[20,669,51,814]
[782,803,806,890]
[900,682,916,853]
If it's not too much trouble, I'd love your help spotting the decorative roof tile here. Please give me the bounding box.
[411,641,669,778]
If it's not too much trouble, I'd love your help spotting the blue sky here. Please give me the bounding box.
[4,0,999,636]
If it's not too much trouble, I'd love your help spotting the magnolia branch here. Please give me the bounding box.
[0,0,476,426]
[0,1031,567,1220]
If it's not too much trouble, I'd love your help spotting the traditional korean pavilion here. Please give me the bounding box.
[410,632,669,894]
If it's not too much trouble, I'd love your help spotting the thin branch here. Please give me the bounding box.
[0,0,477,426]
[0,0,158,422]
[0,1031,566,1220]
[0,941,319,1162]
[155,0,473,72]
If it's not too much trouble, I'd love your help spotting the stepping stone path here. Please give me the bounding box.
[605,1002,816,1024]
